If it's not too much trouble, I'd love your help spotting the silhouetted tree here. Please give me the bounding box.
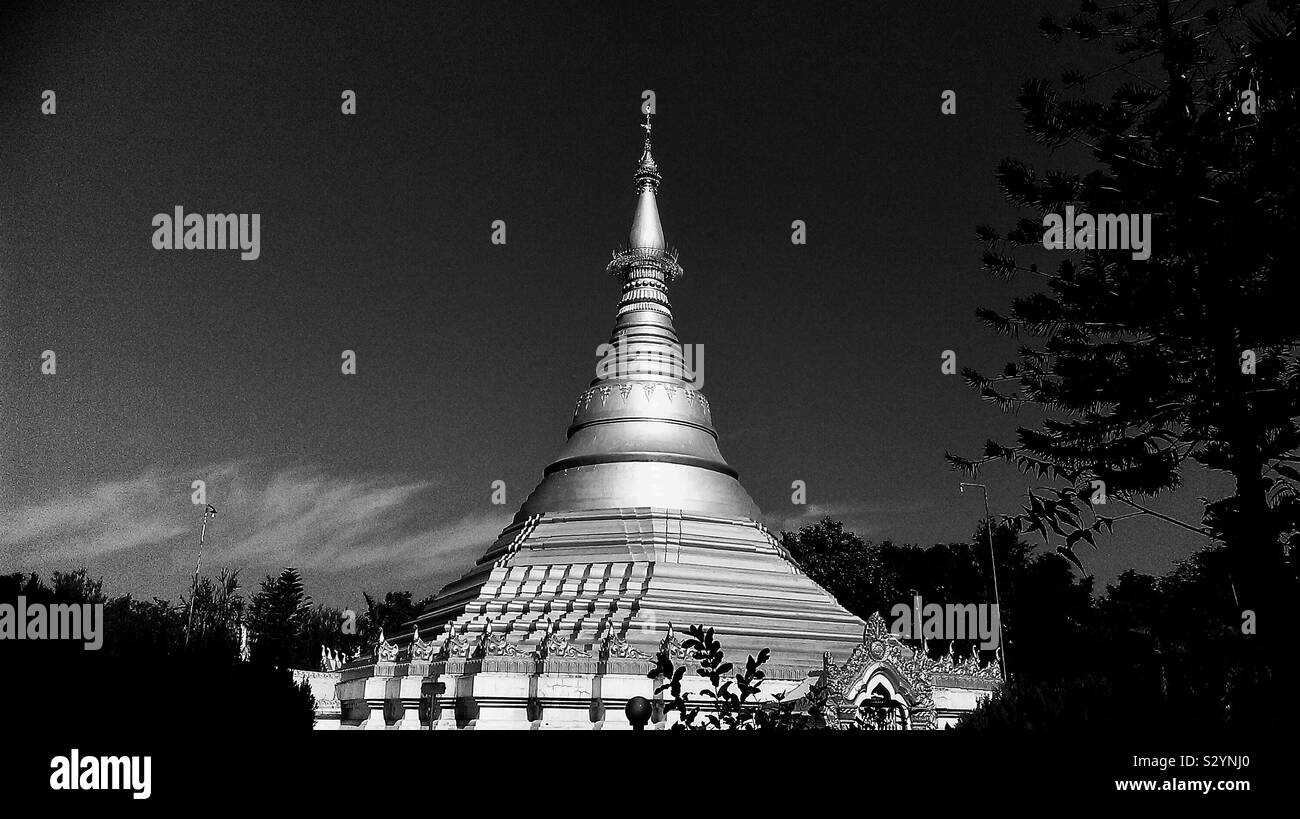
[180,568,244,658]
[358,589,433,648]
[782,517,1096,680]
[948,0,1299,689]
[248,567,311,667]
[300,602,364,665]
[0,568,315,734]
[779,518,884,617]
[959,543,1283,728]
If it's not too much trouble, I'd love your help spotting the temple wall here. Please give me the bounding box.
[932,678,999,728]
[331,658,810,730]
[292,669,343,730]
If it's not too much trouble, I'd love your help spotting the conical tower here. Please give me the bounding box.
[409,113,863,668]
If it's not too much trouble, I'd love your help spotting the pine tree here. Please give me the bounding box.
[949,0,1298,676]
[359,590,432,648]
[248,567,312,667]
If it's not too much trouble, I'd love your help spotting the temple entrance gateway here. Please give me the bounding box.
[811,613,1003,730]
[859,682,907,730]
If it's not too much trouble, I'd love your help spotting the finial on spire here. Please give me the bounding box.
[634,110,661,194]
[609,110,680,275]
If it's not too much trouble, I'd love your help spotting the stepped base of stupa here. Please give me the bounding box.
[416,507,866,664]
[332,506,866,729]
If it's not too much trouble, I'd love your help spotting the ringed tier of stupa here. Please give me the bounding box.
[327,114,999,729]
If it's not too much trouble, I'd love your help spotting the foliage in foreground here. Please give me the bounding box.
[647,625,834,730]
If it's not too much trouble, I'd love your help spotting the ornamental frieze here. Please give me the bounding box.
[532,622,591,660]
[437,630,473,660]
[375,629,399,664]
[570,382,711,421]
[658,623,703,661]
[601,632,650,661]
[409,629,436,663]
[480,629,524,657]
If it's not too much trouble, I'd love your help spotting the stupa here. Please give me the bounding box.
[330,114,998,729]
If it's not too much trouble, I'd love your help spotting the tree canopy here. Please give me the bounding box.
[947,1,1299,693]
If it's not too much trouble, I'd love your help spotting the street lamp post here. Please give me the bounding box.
[959,483,1008,680]
[185,504,218,647]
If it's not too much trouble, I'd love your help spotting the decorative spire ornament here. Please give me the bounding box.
[625,111,668,254]
[634,110,661,196]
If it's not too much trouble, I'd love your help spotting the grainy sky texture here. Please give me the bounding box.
[0,0,1222,608]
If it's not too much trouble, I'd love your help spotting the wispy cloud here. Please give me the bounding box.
[0,461,509,586]
[0,467,194,562]
[772,498,938,539]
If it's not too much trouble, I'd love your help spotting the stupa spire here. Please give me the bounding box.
[498,112,756,521]
[630,110,665,249]
[604,112,685,382]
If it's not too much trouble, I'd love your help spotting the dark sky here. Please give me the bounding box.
[0,0,1222,609]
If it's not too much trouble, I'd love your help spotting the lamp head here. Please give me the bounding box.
[625,695,653,730]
